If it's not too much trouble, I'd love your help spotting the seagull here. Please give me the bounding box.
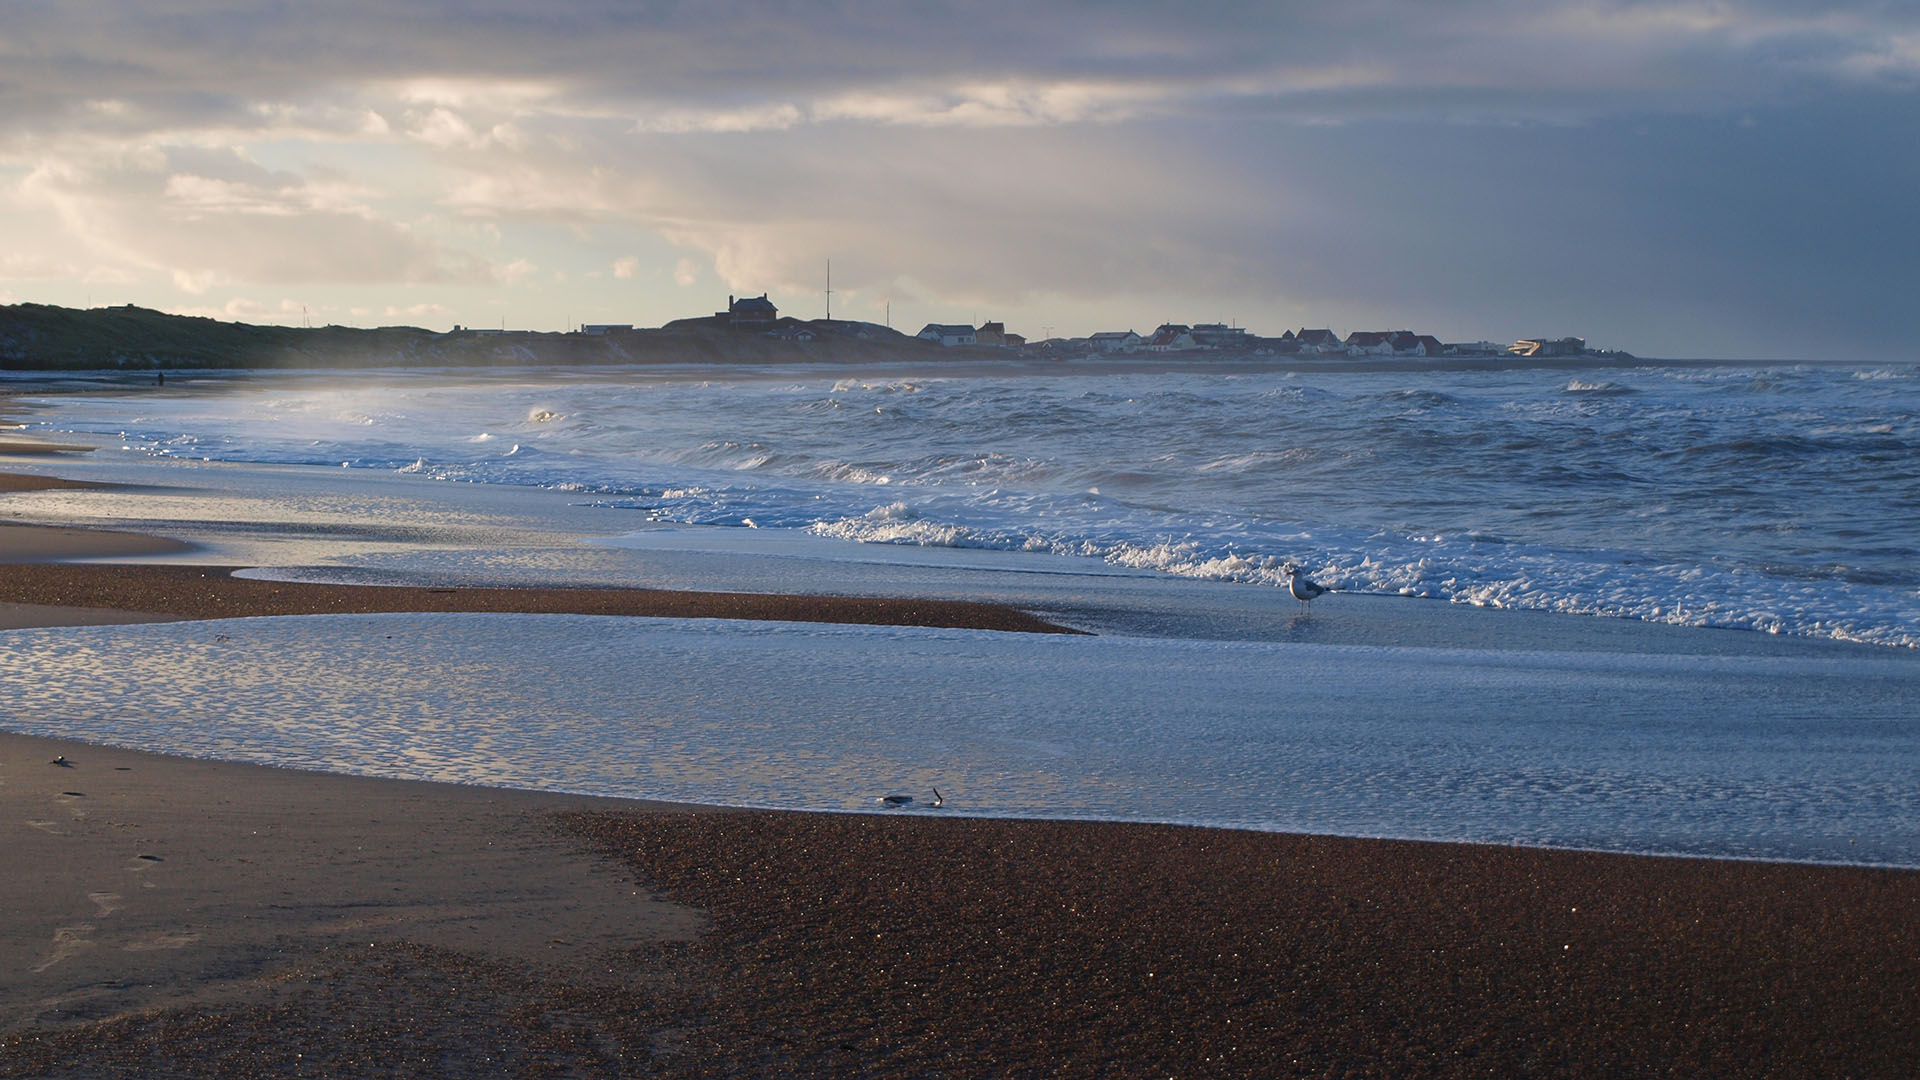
[930,787,945,808]
[876,794,915,807]
[1282,563,1328,612]
[50,755,73,768]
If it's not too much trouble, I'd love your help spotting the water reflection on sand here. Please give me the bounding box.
[6,612,1917,868]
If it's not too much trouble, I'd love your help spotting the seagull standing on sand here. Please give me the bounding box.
[1283,563,1328,612]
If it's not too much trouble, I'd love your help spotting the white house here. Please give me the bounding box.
[1509,336,1586,357]
[917,323,977,347]
[1088,330,1143,353]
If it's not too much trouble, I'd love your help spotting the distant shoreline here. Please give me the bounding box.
[0,300,1822,374]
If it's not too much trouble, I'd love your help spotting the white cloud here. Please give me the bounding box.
[14,144,492,289]
[493,258,538,285]
[384,302,453,320]
[673,257,699,286]
[175,297,300,323]
[170,268,221,294]
[0,251,70,279]
[611,256,640,278]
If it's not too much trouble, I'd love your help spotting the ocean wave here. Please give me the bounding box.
[28,361,1920,648]
[1562,379,1635,395]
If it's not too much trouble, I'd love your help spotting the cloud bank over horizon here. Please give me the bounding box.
[3,2,1916,357]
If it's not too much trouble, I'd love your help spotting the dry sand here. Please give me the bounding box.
[5,462,1919,1077]
[3,733,1915,1078]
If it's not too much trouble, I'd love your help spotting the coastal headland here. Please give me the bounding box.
[5,420,1918,1077]
[1,301,1653,374]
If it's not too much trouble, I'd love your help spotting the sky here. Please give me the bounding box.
[2,1,1917,359]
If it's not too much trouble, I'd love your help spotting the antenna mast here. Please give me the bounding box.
[825,258,832,322]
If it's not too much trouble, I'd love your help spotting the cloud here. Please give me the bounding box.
[174,297,308,323]
[384,302,454,320]
[6,3,1920,151]
[3,2,1918,356]
[493,258,538,285]
[12,144,494,289]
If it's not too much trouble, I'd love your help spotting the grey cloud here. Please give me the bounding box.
[5,2,1919,143]
[5,2,1917,356]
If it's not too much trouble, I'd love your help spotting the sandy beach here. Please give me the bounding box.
[3,730,1916,1078]
[6,444,1920,1076]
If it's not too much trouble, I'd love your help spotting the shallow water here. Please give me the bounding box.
[6,613,1916,867]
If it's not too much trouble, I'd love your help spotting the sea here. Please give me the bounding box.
[21,358,1920,648]
[6,356,1919,865]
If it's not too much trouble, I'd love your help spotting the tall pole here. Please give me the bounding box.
[825,258,832,322]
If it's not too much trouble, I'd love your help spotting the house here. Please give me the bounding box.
[1386,331,1429,356]
[917,323,977,347]
[1294,328,1344,353]
[1342,330,1434,357]
[1002,332,1026,348]
[766,326,816,342]
[1147,323,1198,352]
[1088,330,1143,353]
[580,324,632,336]
[1509,336,1586,357]
[1446,340,1507,356]
[717,294,778,327]
[1344,330,1395,356]
[975,321,1007,346]
[1190,323,1250,349]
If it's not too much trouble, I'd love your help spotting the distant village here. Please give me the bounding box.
[568,293,1618,361]
[0,299,1628,372]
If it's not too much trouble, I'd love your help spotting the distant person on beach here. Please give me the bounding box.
[156,371,164,386]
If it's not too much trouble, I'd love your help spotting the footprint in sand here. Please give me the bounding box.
[31,924,96,973]
[88,891,123,917]
[25,819,66,836]
[53,791,89,822]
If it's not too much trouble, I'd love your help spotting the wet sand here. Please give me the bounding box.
[0,560,1072,634]
[3,732,1914,1078]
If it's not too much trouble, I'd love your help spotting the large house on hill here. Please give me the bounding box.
[718,294,778,327]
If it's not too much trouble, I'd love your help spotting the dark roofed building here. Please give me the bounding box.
[1295,328,1343,352]
[718,293,779,327]
[1345,330,1394,355]
[917,323,977,346]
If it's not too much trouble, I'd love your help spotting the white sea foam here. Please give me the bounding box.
[21,360,1920,647]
